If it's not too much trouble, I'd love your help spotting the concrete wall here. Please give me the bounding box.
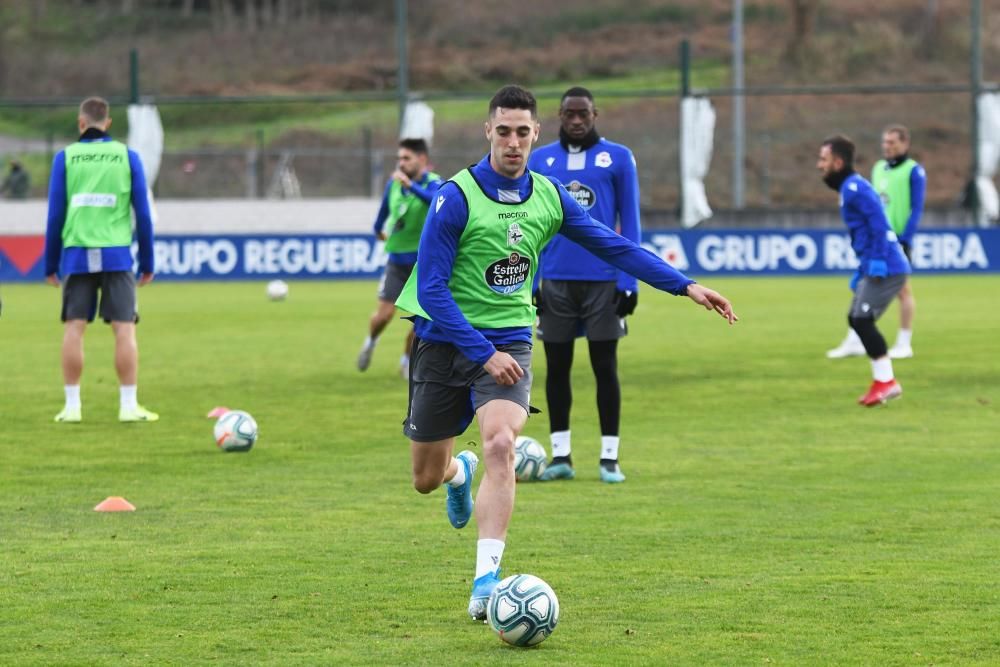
[0,198,981,235]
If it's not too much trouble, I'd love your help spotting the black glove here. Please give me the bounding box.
[614,290,637,318]
[532,289,543,315]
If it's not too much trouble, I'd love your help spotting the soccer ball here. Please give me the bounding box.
[266,279,289,301]
[487,574,559,647]
[513,436,548,482]
[213,410,258,452]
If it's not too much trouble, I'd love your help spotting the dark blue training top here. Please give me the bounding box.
[371,171,442,266]
[839,173,911,276]
[528,137,640,292]
[412,155,694,365]
[45,130,154,277]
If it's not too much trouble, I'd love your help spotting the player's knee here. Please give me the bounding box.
[482,431,516,469]
[412,471,440,494]
[848,315,887,358]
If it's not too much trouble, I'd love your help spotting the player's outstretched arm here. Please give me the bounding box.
[685,284,738,324]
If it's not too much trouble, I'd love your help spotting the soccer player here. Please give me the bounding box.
[527,86,639,484]
[395,85,738,621]
[356,138,441,378]
[44,96,158,423]
[826,124,925,359]
[817,135,910,406]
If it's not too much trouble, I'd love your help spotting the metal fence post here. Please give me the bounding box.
[130,49,139,104]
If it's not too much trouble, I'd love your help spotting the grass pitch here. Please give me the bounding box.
[1,276,998,665]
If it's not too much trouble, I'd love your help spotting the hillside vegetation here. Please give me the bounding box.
[0,1,994,208]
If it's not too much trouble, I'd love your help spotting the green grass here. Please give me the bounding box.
[1,276,998,665]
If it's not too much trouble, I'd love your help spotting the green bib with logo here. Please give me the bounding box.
[62,140,133,249]
[871,158,916,237]
[383,171,441,254]
[395,168,563,328]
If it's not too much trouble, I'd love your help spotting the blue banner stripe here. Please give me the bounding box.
[2,229,997,282]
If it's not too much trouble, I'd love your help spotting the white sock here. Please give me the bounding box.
[120,385,138,411]
[364,335,378,349]
[64,385,81,410]
[895,329,912,347]
[601,435,620,461]
[400,353,409,367]
[845,328,861,345]
[550,430,571,458]
[871,357,894,383]
[475,539,505,579]
[447,457,466,488]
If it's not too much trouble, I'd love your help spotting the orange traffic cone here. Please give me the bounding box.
[94,496,136,512]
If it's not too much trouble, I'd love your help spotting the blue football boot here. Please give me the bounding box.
[539,460,575,481]
[600,460,626,483]
[446,450,478,529]
[468,568,501,621]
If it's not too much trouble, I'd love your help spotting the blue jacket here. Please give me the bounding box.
[528,137,640,292]
[371,171,442,266]
[45,130,154,277]
[412,155,694,365]
[839,173,910,276]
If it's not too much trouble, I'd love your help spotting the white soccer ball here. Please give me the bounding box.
[487,574,560,647]
[266,280,289,301]
[213,410,258,452]
[513,436,548,482]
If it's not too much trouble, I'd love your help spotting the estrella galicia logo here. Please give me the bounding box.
[567,180,596,210]
[485,252,531,294]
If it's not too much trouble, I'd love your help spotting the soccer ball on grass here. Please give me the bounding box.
[487,574,559,646]
[214,410,258,452]
[266,280,289,301]
[513,436,548,482]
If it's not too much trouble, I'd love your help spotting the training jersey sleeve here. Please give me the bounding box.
[847,180,892,263]
[407,175,442,205]
[44,150,68,276]
[415,182,497,364]
[128,150,155,275]
[904,165,926,245]
[553,181,693,296]
[372,180,393,236]
[614,148,641,293]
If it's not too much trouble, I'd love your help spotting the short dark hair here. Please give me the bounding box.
[883,124,910,143]
[79,96,110,124]
[822,134,855,169]
[561,86,594,103]
[399,138,429,155]
[488,85,537,119]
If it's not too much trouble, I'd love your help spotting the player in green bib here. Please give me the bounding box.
[826,124,924,360]
[43,97,158,424]
[395,85,739,621]
[356,138,441,378]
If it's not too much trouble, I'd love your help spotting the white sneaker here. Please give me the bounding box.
[826,340,866,359]
[356,344,374,371]
[888,344,913,359]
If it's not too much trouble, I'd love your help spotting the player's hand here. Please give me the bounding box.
[483,350,524,386]
[45,274,60,287]
[867,259,888,279]
[391,169,412,189]
[138,272,154,287]
[376,231,388,241]
[685,283,738,325]
[532,289,543,315]
[849,270,861,292]
[614,290,638,317]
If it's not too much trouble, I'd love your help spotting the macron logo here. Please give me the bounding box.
[435,195,445,212]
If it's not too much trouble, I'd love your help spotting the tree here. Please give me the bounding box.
[785,0,819,66]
